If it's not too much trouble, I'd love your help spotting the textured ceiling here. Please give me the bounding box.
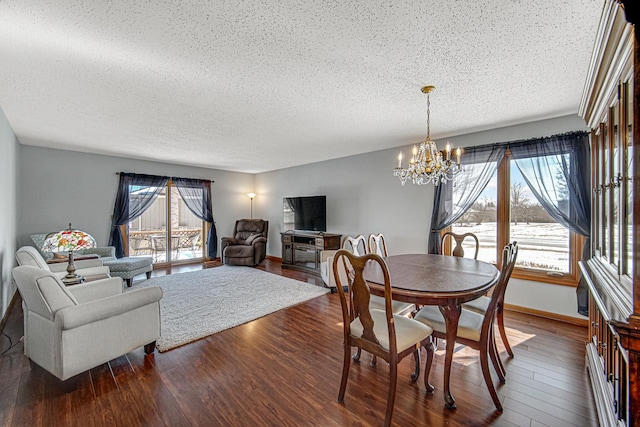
[0,1,603,173]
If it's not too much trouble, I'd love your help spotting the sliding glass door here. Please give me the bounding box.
[126,183,205,264]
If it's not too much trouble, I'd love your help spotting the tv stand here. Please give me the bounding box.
[281,231,341,276]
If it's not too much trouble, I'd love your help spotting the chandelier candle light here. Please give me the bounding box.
[393,86,462,186]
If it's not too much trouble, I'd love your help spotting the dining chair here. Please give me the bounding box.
[414,242,518,412]
[333,250,435,427]
[366,234,412,313]
[130,234,152,256]
[462,242,519,360]
[342,234,368,255]
[360,233,415,366]
[151,235,166,262]
[321,235,357,288]
[320,234,367,288]
[368,233,388,257]
[442,231,480,259]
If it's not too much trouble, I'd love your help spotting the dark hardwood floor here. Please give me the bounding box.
[0,259,598,426]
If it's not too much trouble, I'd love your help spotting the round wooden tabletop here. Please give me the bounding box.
[365,253,500,304]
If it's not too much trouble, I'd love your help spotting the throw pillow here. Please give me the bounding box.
[244,234,260,245]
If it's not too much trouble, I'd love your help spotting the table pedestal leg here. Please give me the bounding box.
[439,304,462,409]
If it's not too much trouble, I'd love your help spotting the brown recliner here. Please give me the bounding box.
[221,219,269,266]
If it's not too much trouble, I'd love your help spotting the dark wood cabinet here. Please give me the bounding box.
[579,1,639,425]
[281,231,341,276]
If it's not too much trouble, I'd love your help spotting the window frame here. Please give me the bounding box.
[445,148,583,287]
[120,179,209,266]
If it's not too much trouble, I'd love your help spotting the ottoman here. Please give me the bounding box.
[104,256,153,287]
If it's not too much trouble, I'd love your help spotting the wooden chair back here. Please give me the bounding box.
[442,231,480,259]
[481,242,518,334]
[342,234,368,256]
[333,250,396,355]
[368,233,388,257]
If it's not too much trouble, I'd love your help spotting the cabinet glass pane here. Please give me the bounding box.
[593,132,601,254]
[624,81,633,276]
[612,105,620,269]
[602,122,609,258]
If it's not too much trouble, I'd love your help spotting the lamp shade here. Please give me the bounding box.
[42,227,96,253]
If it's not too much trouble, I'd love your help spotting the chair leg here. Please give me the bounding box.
[424,338,435,393]
[489,327,506,383]
[410,347,421,382]
[338,343,352,403]
[352,348,362,363]
[497,305,514,357]
[371,354,377,366]
[384,359,398,427]
[480,339,503,412]
[144,341,156,355]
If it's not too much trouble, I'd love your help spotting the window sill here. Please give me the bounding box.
[511,268,578,287]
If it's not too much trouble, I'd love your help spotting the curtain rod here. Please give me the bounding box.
[115,172,213,183]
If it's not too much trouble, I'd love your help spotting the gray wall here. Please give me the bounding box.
[256,114,589,318]
[18,146,255,252]
[11,114,589,320]
[257,114,587,256]
[0,107,18,320]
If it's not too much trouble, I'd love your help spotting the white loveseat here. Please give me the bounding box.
[16,246,111,282]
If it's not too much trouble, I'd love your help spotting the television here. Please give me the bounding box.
[283,196,326,232]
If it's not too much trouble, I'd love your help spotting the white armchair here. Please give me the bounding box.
[12,265,163,380]
[16,246,110,282]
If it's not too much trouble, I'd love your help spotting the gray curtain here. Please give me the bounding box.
[109,173,169,258]
[509,131,591,316]
[428,144,506,254]
[172,177,218,258]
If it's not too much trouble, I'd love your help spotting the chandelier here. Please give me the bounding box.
[393,86,462,186]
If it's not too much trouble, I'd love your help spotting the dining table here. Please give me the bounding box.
[364,253,500,409]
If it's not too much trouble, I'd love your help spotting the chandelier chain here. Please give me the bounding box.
[426,93,430,140]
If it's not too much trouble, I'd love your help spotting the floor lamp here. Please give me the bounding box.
[247,193,256,219]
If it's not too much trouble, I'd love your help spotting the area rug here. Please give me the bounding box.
[131,266,329,352]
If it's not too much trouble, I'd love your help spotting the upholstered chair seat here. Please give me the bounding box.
[368,296,415,317]
[350,309,433,351]
[414,306,484,342]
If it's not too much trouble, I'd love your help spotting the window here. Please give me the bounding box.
[450,172,498,265]
[448,149,582,286]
